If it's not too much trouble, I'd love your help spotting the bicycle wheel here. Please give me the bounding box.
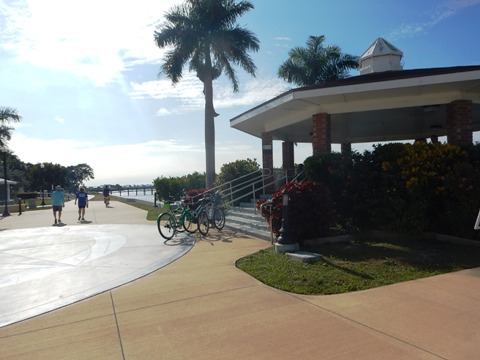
[197,209,209,236]
[212,207,225,230]
[182,210,197,233]
[157,212,176,240]
[174,211,185,233]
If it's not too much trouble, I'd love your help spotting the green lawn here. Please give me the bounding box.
[236,236,480,295]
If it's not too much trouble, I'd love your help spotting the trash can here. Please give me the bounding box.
[28,199,37,209]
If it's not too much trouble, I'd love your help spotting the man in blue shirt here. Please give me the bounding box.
[75,187,88,221]
[51,185,65,225]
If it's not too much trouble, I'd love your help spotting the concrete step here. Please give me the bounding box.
[238,194,272,209]
[225,206,273,242]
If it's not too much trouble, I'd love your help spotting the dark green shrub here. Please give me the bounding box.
[17,192,38,200]
[301,142,480,239]
[257,181,335,243]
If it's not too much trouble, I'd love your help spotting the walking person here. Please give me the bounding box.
[75,186,88,221]
[103,185,111,207]
[51,185,65,225]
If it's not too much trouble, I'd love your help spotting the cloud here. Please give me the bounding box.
[0,0,183,86]
[130,73,288,114]
[214,77,288,108]
[8,132,264,186]
[8,133,207,185]
[388,0,480,39]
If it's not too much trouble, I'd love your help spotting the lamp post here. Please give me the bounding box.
[2,151,10,217]
[40,164,45,206]
[277,190,294,244]
[275,190,299,253]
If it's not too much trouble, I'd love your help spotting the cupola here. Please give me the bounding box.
[359,37,403,74]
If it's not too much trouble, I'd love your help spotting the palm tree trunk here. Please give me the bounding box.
[204,76,216,188]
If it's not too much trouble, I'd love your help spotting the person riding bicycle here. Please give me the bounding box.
[103,185,111,207]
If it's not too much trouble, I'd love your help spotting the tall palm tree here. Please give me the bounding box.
[0,107,21,215]
[278,35,359,87]
[154,0,259,187]
[0,107,21,149]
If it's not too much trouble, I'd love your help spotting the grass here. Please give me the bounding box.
[89,194,163,221]
[236,236,480,295]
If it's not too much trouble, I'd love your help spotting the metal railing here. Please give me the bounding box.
[197,168,295,212]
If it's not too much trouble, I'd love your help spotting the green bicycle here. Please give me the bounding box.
[157,195,210,240]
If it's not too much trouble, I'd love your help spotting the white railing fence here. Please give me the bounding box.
[201,168,296,212]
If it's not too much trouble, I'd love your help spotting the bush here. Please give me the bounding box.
[300,142,480,239]
[17,192,38,200]
[257,181,335,243]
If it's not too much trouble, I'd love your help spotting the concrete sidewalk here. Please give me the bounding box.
[1,199,480,359]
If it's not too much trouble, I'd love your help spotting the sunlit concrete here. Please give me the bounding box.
[0,200,194,327]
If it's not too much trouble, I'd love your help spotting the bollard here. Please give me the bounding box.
[18,198,22,215]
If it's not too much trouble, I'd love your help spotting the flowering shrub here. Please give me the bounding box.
[257,180,335,242]
[297,142,480,239]
[368,142,480,237]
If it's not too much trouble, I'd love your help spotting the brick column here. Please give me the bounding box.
[282,141,294,171]
[262,132,273,171]
[341,143,352,156]
[312,113,331,155]
[262,132,274,193]
[446,100,473,146]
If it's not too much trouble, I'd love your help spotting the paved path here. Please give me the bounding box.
[0,199,194,328]
[1,198,480,359]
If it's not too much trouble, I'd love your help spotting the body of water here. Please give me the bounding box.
[111,191,156,204]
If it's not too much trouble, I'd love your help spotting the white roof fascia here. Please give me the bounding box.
[295,70,480,101]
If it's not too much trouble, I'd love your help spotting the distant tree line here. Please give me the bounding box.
[5,154,94,194]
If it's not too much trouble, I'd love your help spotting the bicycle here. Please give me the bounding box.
[205,192,225,230]
[157,195,210,240]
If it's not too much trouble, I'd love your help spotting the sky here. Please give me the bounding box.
[1,0,480,187]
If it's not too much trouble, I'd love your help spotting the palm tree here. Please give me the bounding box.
[0,107,21,216]
[278,35,359,87]
[154,0,260,187]
[0,107,21,149]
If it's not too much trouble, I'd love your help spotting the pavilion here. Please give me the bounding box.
[0,178,17,204]
[230,38,480,173]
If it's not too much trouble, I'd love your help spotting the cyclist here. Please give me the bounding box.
[103,185,111,207]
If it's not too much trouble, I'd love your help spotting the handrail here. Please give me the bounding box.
[195,168,293,212]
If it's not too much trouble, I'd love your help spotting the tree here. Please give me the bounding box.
[24,163,94,193]
[216,158,260,185]
[154,0,260,187]
[26,163,67,192]
[67,164,94,191]
[0,107,21,149]
[278,35,359,87]
[153,171,205,200]
[7,153,30,190]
